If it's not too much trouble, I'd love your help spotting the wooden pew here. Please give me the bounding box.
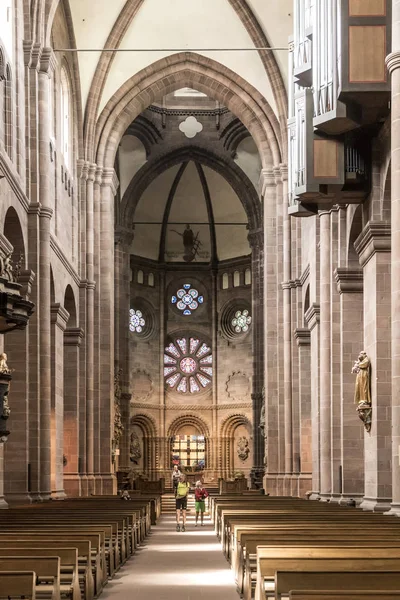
[0,571,36,600]
[289,592,400,600]
[0,533,102,596]
[276,571,400,600]
[0,539,94,600]
[0,548,81,600]
[0,557,60,600]
[253,547,400,600]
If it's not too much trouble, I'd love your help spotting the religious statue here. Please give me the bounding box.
[0,353,11,374]
[0,251,14,282]
[130,431,142,464]
[237,436,250,461]
[171,224,202,262]
[352,350,372,432]
[259,386,265,438]
[112,369,124,462]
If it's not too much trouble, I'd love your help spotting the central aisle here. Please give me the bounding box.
[100,511,239,600]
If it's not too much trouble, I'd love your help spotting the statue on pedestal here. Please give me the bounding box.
[0,353,11,374]
[0,353,11,442]
[352,350,372,432]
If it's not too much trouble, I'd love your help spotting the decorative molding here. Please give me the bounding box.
[148,105,229,118]
[115,226,134,247]
[50,303,70,331]
[294,328,311,346]
[50,235,80,286]
[386,51,400,75]
[335,267,363,294]
[101,167,119,195]
[300,264,310,286]
[247,229,263,251]
[354,221,391,267]
[304,303,320,331]
[63,327,84,346]
[130,402,253,410]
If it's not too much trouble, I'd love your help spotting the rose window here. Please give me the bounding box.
[232,309,251,333]
[129,309,145,333]
[164,336,212,393]
[171,283,204,315]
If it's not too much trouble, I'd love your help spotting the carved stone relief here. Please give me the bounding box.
[226,371,250,402]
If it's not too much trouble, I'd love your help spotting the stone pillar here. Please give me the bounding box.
[93,167,102,492]
[319,210,332,500]
[158,269,166,471]
[50,303,69,498]
[211,269,218,473]
[261,168,279,494]
[335,267,364,503]
[355,222,392,511]
[305,303,320,498]
[37,48,56,500]
[99,168,119,494]
[86,163,97,494]
[248,229,264,487]
[330,209,341,501]
[63,327,84,497]
[114,226,134,472]
[294,328,312,497]
[386,25,400,516]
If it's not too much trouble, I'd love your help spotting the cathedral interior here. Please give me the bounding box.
[1,0,400,598]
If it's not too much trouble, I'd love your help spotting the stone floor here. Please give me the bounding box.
[100,511,239,600]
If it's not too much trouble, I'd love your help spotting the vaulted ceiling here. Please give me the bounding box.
[65,0,292,120]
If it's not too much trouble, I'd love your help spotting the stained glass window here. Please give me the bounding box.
[164,336,212,393]
[129,309,145,333]
[172,283,204,315]
[232,309,252,333]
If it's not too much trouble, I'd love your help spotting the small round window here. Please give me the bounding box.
[129,309,145,333]
[171,283,204,316]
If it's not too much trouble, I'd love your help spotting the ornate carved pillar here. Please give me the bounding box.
[305,303,320,498]
[50,303,69,498]
[260,168,279,493]
[63,327,84,497]
[98,168,119,494]
[386,36,400,516]
[319,210,332,500]
[335,267,364,504]
[248,228,264,487]
[294,328,312,497]
[355,222,392,512]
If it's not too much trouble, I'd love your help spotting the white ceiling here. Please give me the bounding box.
[67,0,292,118]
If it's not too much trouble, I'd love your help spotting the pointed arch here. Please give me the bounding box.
[94,53,280,168]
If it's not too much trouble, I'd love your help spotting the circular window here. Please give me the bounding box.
[129,309,145,333]
[220,300,252,340]
[164,336,212,394]
[232,310,252,333]
[171,283,204,316]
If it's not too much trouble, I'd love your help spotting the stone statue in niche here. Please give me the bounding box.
[112,369,124,462]
[352,350,372,432]
[237,436,250,461]
[0,251,14,281]
[259,386,265,438]
[130,431,142,464]
[0,353,11,374]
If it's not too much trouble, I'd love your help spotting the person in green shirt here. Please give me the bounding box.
[175,474,190,532]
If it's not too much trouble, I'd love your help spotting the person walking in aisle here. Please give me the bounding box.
[194,480,208,526]
[172,464,182,496]
[175,474,190,532]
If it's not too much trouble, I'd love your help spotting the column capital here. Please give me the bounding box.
[294,328,311,346]
[77,160,89,181]
[386,51,400,75]
[248,229,263,251]
[64,327,84,346]
[304,303,320,331]
[101,168,119,195]
[259,169,275,196]
[279,163,288,181]
[115,226,134,247]
[39,47,57,76]
[51,303,70,331]
[18,269,36,298]
[40,206,53,220]
[334,267,363,294]
[354,221,391,267]
[87,163,97,182]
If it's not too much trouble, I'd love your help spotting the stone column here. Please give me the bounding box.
[305,303,320,498]
[260,169,279,494]
[37,48,56,500]
[158,269,166,472]
[330,209,341,501]
[355,222,392,511]
[386,22,400,515]
[248,229,264,487]
[114,226,134,472]
[211,269,218,474]
[50,303,69,498]
[335,267,364,503]
[319,210,332,500]
[63,327,84,497]
[86,163,97,494]
[294,328,312,497]
[93,167,102,492]
[99,168,118,494]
